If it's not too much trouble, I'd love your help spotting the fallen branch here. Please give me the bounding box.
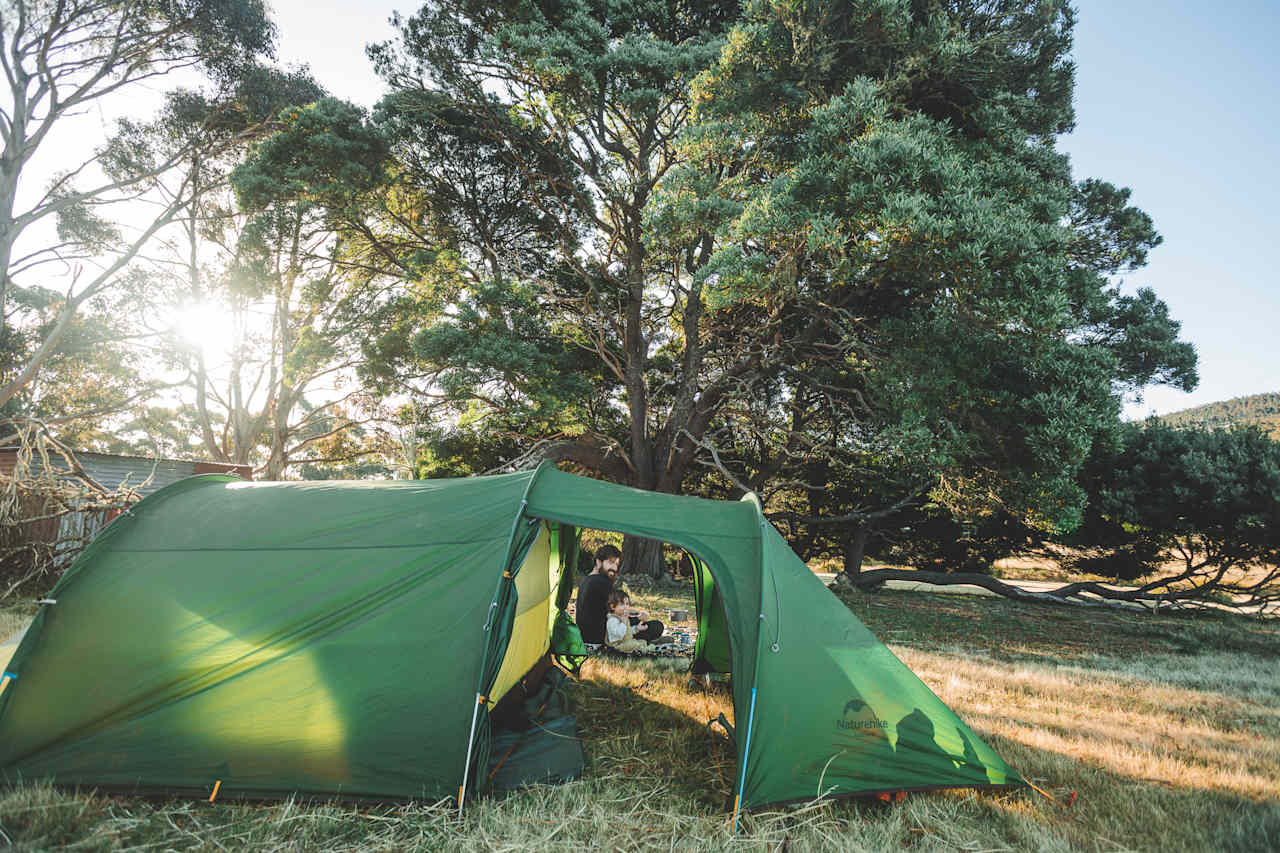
[836,568,1273,614]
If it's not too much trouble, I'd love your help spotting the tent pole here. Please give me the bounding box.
[733,512,771,835]
[458,465,546,817]
[458,693,485,816]
[731,684,759,834]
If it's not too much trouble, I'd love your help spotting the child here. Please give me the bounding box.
[605,590,652,654]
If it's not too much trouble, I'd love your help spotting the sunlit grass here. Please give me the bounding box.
[614,579,699,631]
[898,647,1280,801]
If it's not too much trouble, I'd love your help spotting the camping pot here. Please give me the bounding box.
[669,609,689,622]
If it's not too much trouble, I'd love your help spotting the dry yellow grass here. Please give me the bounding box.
[899,647,1280,803]
[0,607,32,642]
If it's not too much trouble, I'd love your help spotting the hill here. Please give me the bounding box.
[1158,392,1280,439]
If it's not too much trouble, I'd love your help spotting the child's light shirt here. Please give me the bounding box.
[606,613,629,645]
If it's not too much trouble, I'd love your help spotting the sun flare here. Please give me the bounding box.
[170,301,240,360]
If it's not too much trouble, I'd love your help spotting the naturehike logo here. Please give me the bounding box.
[836,698,889,731]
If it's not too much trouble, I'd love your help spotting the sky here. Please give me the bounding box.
[1057,1,1280,418]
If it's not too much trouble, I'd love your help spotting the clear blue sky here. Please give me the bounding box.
[272,0,1279,419]
[1060,1,1280,418]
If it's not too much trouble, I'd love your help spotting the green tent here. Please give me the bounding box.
[0,463,1022,811]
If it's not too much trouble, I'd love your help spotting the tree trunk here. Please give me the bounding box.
[266,425,287,480]
[0,189,16,318]
[843,524,869,577]
[265,384,295,479]
[622,534,665,582]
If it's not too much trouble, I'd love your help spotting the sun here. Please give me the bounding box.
[170,300,240,361]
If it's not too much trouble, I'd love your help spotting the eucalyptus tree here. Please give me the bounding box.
[133,67,328,471]
[0,275,160,449]
[227,96,396,478]
[0,0,274,408]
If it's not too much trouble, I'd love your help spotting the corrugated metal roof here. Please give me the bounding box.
[76,455,193,495]
[0,451,250,496]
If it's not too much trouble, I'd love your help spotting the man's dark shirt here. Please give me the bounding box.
[575,572,613,644]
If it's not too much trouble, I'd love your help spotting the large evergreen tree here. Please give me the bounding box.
[371,0,1195,576]
[371,0,747,572]
[665,0,1198,567]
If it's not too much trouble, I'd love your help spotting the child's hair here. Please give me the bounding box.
[608,589,630,608]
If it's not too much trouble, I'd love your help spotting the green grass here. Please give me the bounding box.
[0,588,1277,851]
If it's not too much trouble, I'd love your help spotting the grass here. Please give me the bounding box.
[614,578,699,628]
[991,554,1117,584]
[0,604,35,642]
[841,588,1280,662]
[0,587,1277,851]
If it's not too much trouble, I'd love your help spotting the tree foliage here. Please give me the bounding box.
[847,421,1280,613]
[1073,421,1280,612]
[214,96,399,477]
[367,0,753,575]
[1158,392,1280,441]
[0,0,275,413]
[665,0,1196,565]
[357,0,1202,578]
[370,0,743,505]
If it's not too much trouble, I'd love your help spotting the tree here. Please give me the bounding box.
[0,271,163,451]
[665,0,1196,570]
[130,67,336,472]
[369,0,787,576]
[0,0,274,408]
[371,1,1195,579]
[356,89,608,475]
[1066,421,1280,614]
[838,421,1280,613]
[223,96,398,478]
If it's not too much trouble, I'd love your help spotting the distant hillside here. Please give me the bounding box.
[1158,392,1280,439]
